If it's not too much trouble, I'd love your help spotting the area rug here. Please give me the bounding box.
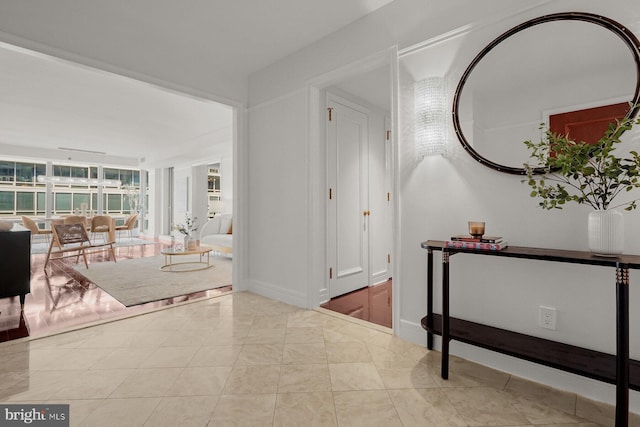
[71,255,232,306]
[31,237,156,254]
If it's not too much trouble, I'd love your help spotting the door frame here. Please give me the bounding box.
[306,46,400,333]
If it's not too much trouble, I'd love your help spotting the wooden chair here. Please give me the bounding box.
[90,215,113,243]
[21,216,52,243]
[63,215,87,226]
[44,223,117,271]
[115,213,138,240]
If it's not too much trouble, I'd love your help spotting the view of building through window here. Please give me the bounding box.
[0,159,143,218]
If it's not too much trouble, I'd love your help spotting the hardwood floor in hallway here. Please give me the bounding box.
[321,280,392,329]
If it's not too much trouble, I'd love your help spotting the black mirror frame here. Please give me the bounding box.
[452,12,640,175]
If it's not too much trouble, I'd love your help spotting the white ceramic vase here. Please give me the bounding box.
[588,209,624,255]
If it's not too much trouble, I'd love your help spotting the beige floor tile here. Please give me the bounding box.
[505,375,577,415]
[78,397,161,427]
[5,370,70,401]
[236,343,284,365]
[188,345,242,367]
[442,386,530,426]
[61,399,104,427]
[222,365,281,394]
[285,326,325,343]
[158,329,206,347]
[53,368,133,400]
[109,367,182,398]
[287,310,333,328]
[209,394,276,426]
[200,328,249,346]
[4,291,631,427]
[328,362,385,391]
[274,391,337,427]
[325,341,372,363]
[434,357,510,389]
[252,314,290,329]
[323,327,364,343]
[125,330,172,348]
[388,388,467,426]
[366,342,412,362]
[75,330,139,349]
[278,364,332,393]
[0,371,30,400]
[89,347,156,369]
[245,327,287,344]
[375,360,440,389]
[138,345,199,368]
[0,349,30,375]
[333,390,402,426]
[576,396,614,427]
[168,366,232,396]
[29,347,102,371]
[143,395,218,427]
[282,342,327,364]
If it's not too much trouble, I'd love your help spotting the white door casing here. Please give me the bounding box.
[368,115,392,285]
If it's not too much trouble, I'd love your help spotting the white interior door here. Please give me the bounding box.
[327,95,370,298]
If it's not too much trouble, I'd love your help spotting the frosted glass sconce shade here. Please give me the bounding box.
[415,77,446,157]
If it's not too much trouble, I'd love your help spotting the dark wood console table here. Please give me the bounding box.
[421,240,639,427]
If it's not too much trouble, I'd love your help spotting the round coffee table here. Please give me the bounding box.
[160,244,214,272]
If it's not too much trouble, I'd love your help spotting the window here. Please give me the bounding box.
[73,193,90,211]
[54,193,72,213]
[16,192,35,214]
[0,162,14,183]
[0,191,13,212]
[0,159,142,217]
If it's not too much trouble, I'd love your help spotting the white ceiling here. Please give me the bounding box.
[0,0,396,167]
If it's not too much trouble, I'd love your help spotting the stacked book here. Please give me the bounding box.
[444,235,508,251]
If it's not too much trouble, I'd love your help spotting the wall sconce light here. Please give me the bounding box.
[37,175,122,187]
[415,77,446,157]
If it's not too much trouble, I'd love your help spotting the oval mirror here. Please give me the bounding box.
[453,12,640,175]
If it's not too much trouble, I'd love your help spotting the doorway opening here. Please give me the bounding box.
[310,50,396,329]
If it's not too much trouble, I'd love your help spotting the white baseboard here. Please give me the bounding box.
[247,279,307,308]
[397,318,429,347]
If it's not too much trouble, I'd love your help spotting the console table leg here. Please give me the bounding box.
[441,251,450,380]
[427,248,434,350]
[615,265,629,427]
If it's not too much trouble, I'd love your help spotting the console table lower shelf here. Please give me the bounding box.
[421,314,640,391]
[422,239,639,427]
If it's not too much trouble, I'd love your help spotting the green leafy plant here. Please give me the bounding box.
[174,212,198,236]
[523,115,640,210]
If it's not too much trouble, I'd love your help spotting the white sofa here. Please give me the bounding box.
[199,214,232,255]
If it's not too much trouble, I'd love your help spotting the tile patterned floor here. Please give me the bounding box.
[1,291,638,426]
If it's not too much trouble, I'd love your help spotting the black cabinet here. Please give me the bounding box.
[0,228,31,306]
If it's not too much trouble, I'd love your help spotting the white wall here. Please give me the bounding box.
[247,90,310,307]
[220,157,233,214]
[247,0,640,410]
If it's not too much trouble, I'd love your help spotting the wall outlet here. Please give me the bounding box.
[539,306,557,330]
